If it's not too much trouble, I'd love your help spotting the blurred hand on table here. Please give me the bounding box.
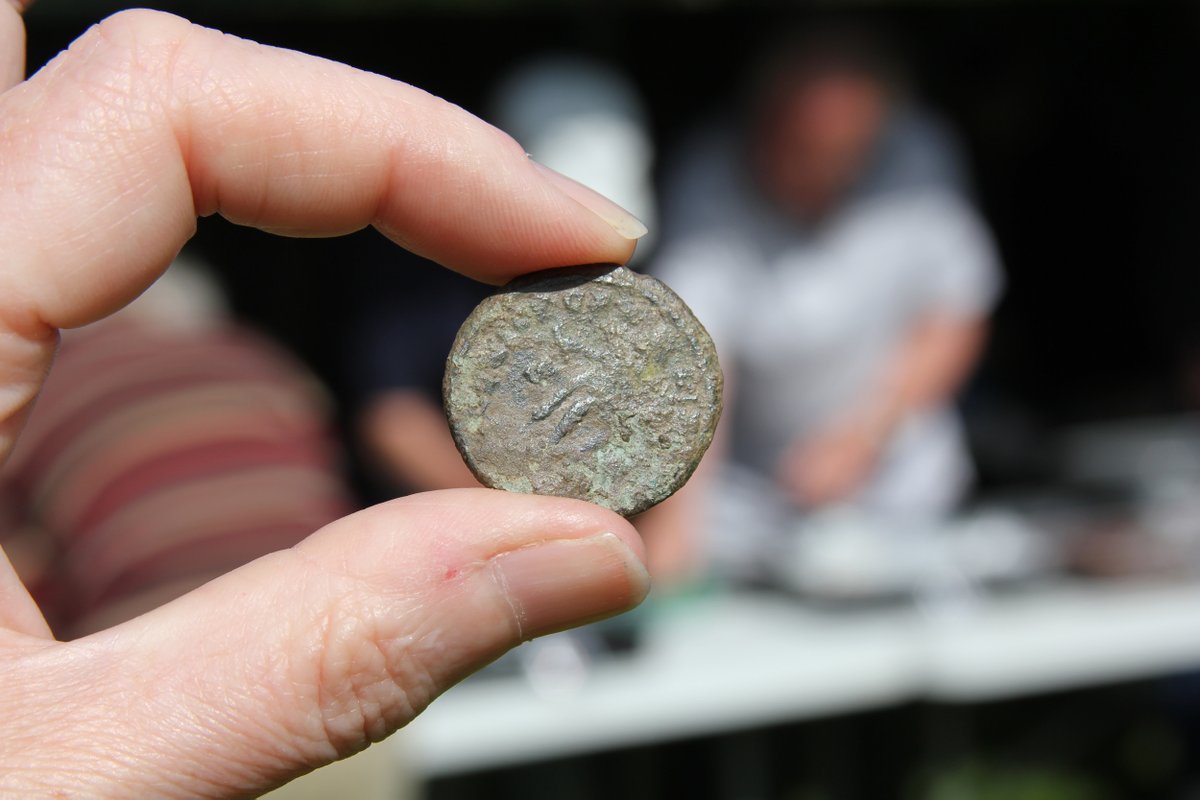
[776,418,886,509]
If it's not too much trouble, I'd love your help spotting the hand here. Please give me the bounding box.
[0,8,649,797]
[776,417,887,509]
[633,476,708,589]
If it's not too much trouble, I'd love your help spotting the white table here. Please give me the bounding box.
[397,580,1200,778]
[923,579,1200,702]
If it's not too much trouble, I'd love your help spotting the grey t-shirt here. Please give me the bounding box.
[654,111,1002,517]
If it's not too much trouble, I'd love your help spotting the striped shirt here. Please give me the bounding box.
[1,316,352,635]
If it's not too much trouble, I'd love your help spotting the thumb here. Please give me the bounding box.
[3,490,648,797]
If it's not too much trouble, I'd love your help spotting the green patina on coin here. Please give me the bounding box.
[443,264,723,516]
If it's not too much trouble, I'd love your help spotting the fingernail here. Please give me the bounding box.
[490,532,651,639]
[532,161,648,240]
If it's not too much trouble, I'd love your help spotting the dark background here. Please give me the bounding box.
[23,2,1200,488]
[17,7,1200,796]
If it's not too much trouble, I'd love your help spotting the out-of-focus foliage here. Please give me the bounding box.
[916,760,1108,800]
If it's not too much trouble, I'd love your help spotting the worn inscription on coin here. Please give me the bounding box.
[443,264,722,516]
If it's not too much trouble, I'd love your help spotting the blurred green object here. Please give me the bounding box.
[916,760,1108,800]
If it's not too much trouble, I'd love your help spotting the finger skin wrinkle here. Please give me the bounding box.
[280,545,420,756]
[285,537,519,756]
[488,554,527,641]
[313,598,411,753]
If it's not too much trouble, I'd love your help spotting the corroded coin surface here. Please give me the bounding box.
[443,264,722,516]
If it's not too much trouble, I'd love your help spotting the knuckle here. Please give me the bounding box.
[304,589,431,753]
[91,8,193,55]
[68,9,194,106]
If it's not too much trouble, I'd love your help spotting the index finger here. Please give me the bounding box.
[0,9,644,461]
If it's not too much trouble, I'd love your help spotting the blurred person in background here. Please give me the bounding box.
[654,29,1003,586]
[0,256,353,637]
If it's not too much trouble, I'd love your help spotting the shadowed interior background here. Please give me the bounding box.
[17,4,1200,799]
[25,3,1200,491]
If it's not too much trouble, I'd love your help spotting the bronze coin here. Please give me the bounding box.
[443,264,722,516]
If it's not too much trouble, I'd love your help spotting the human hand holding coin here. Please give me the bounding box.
[0,7,650,796]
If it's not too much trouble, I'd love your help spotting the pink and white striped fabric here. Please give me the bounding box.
[1,316,352,635]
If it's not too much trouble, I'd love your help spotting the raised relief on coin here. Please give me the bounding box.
[443,264,722,516]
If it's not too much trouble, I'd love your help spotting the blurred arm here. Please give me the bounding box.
[868,314,989,433]
[634,458,710,587]
[359,389,480,492]
[779,314,987,507]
